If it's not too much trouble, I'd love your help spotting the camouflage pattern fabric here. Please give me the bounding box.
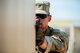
[36,26,69,53]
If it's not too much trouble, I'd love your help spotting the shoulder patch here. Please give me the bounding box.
[51,35,61,41]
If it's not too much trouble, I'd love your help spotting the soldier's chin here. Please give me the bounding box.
[43,25,48,30]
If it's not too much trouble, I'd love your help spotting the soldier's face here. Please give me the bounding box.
[36,14,51,28]
[41,15,51,28]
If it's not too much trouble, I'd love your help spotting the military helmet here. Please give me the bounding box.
[35,1,50,15]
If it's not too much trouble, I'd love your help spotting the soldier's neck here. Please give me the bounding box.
[44,26,48,32]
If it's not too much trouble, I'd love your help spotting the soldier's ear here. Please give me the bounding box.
[48,15,51,22]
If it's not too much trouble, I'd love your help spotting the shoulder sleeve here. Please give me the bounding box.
[45,28,69,53]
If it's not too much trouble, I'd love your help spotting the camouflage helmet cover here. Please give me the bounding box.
[35,1,50,15]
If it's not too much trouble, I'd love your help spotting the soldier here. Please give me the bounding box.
[35,1,69,53]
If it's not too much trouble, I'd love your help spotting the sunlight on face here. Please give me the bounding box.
[41,16,50,28]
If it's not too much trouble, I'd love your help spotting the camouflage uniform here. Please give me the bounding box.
[36,26,69,53]
[35,1,69,53]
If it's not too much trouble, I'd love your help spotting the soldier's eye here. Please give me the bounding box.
[36,14,47,19]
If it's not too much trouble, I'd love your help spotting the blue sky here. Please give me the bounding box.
[36,0,80,21]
